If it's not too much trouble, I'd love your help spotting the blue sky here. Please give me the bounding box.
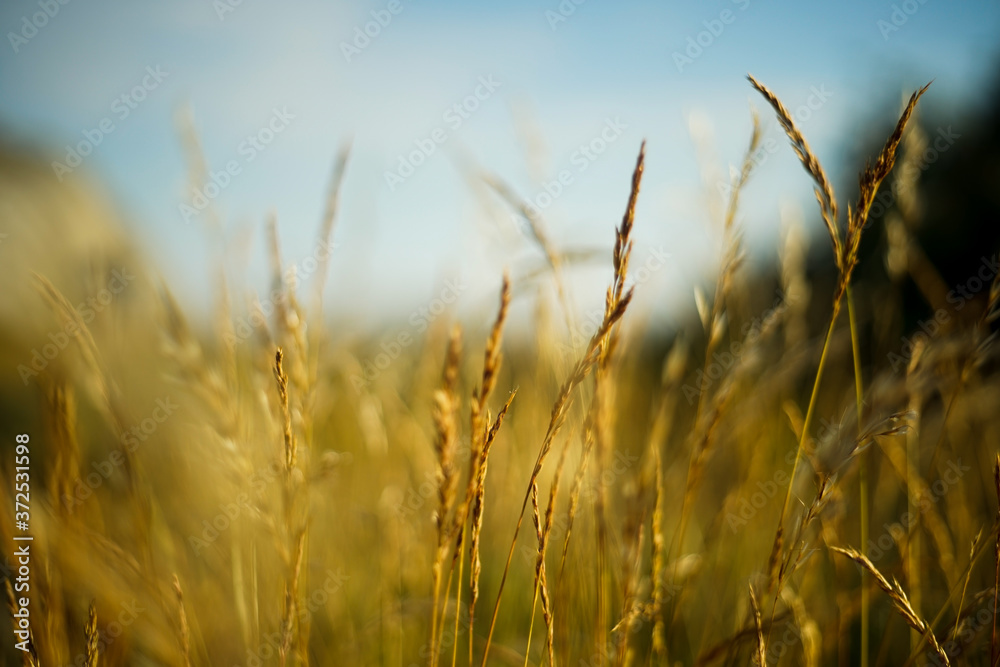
[2,0,998,330]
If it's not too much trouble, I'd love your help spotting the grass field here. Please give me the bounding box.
[2,74,1000,666]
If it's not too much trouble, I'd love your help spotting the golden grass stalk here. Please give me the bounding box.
[831,547,950,666]
[906,341,924,651]
[955,529,983,640]
[267,219,308,393]
[746,75,838,258]
[86,599,98,667]
[846,285,869,666]
[900,512,1000,667]
[446,275,512,667]
[993,454,1000,666]
[749,584,766,666]
[590,362,612,656]
[840,83,932,302]
[173,574,192,667]
[480,142,645,666]
[538,439,569,667]
[429,326,462,667]
[693,610,794,666]
[650,439,667,661]
[614,503,647,666]
[273,346,308,666]
[525,432,571,667]
[267,215,294,346]
[525,480,557,667]
[477,293,630,663]
[274,348,297,473]
[308,141,352,322]
[590,140,645,656]
[279,529,307,666]
[469,391,516,664]
[457,275,512,561]
[748,77,929,653]
[558,415,595,579]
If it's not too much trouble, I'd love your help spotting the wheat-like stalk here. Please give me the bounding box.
[172,574,192,667]
[85,599,98,667]
[468,389,515,664]
[749,584,766,666]
[274,348,297,473]
[746,74,839,261]
[526,481,557,667]
[749,78,929,653]
[524,431,571,667]
[429,326,462,667]
[440,275,513,667]
[831,546,950,665]
[480,142,645,665]
[992,454,1000,666]
[279,528,307,666]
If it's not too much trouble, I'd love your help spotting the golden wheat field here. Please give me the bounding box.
[3,62,1000,667]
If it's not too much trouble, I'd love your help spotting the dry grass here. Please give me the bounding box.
[1,74,1000,667]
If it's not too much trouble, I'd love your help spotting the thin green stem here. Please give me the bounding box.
[767,299,841,641]
[452,535,465,667]
[847,286,868,667]
[776,300,840,535]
